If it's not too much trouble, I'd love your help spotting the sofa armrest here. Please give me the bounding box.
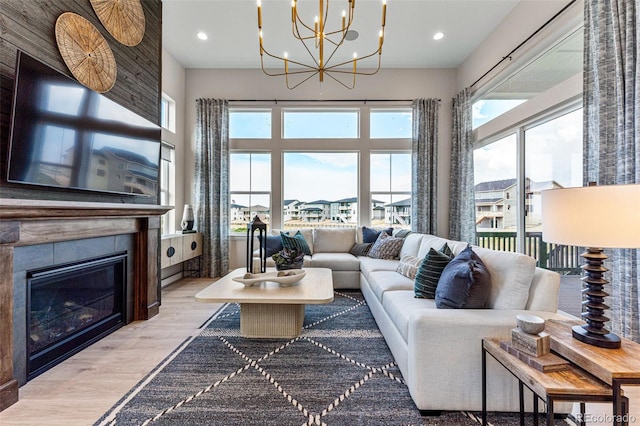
[405,309,569,411]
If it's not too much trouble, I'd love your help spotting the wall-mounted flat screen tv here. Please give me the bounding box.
[7,51,161,197]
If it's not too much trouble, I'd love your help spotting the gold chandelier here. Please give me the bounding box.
[257,0,387,89]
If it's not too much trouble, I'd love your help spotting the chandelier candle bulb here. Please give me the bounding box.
[342,10,346,34]
[382,0,387,26]
[291,0,295,22]
[257,0,262,28]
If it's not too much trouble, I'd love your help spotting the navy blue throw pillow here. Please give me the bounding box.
[362,226,394,244]
[257,234,283,257]
[435,245,491,309]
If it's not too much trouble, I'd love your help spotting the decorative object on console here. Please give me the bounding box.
[272,247,305,271]
[256,0,387,89]
[516,314,546,335]
[246,215,267,273]
[90,0,146,46]
[232,270,306,287]
[542,183,640,349]
[55,12,117,93]
[180,204,195,233]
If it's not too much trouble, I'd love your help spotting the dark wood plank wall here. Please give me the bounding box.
[0,0,162,204]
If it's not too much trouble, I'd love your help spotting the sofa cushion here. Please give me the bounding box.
[396,255,422,280]
[309,252,360,271]
[358,257,399,281]
[414,248,453,299]
[435,246,491,309]
[350,243,372,256]
[367,271,414,303]
[382,290,437,342]
[313,228,356,253]
[368,232,403,259]
[398,233,425,259]
[472,246,535,309]
[281,231,312,255]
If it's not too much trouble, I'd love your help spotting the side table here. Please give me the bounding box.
[482,338,615,426]
[546,319,640,426]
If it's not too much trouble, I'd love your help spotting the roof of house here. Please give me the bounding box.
[304,200,331,205]
[386,198,412,207]
[475,178,517,192]
[334,197,358,203]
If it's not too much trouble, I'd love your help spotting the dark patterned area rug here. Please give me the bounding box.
[97,291,570,425]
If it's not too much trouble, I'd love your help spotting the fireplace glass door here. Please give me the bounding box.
[27,253,127,379]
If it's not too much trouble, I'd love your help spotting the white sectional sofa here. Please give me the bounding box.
[262,227,569,412]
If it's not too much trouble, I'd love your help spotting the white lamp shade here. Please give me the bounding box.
[541,184,640,248]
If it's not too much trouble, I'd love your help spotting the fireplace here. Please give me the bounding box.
[27,253,127,380]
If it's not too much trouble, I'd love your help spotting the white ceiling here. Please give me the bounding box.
[162,0,522,69]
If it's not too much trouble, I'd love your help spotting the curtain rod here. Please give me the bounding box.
[470,0,578,89]
[228,99,440,104]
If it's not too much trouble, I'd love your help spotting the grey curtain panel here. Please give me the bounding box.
[449,88,476,243]
[194,98,230,278]
[584,0,639,341]
[411,98,439,235]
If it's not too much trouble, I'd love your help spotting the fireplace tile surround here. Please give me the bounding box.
[0,199,171,411]
[13,235,135,385]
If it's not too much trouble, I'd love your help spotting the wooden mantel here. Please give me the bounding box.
[0,199,172,411]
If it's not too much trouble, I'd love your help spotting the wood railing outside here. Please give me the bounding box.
[475,231,582,275]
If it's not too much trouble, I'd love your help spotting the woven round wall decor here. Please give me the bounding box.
[90,0,146,46]
[55,12,117,93]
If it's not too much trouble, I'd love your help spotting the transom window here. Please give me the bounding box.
[282,109,359,139]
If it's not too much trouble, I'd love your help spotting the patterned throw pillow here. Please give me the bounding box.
[440,242,454,258]
[435,245,492,309]
[350,243,373,256]
[367,232,403,260]
[396,255,422,280]
[414,248,452,299]
[393,229,413,239]
[280,231,312,255]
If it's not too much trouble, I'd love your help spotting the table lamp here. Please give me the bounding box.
[541,184,640,349]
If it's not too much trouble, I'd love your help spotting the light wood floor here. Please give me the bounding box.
[0,277,638,426]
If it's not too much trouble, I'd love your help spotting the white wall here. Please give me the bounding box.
[161,48,187,231]
[183,67,458,238]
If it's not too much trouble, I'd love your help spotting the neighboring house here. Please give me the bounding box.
[475,178,563,230]
[385,198,411,226]
[283,199,301,222]
[299,200,331,222]
[474,179,517,230]
[230,203,247,223]
[331,197,358,223]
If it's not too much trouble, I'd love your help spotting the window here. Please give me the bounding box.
[230,153,271,233]
[160,142,175,235]
[160,94,176,132]
[370,109,412,139]
[228,104,412,232]
[96,169,105,177]
[474,135,518,250]
[283,110,359,138]
[472,28,583,128]
[370,153,411,228]
[229,110,271,139]
[283,152,358,229]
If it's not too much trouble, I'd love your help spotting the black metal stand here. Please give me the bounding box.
[246,215,267,273]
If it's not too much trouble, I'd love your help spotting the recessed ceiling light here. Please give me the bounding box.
[197,32,208,41]
[433,32,444,41]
